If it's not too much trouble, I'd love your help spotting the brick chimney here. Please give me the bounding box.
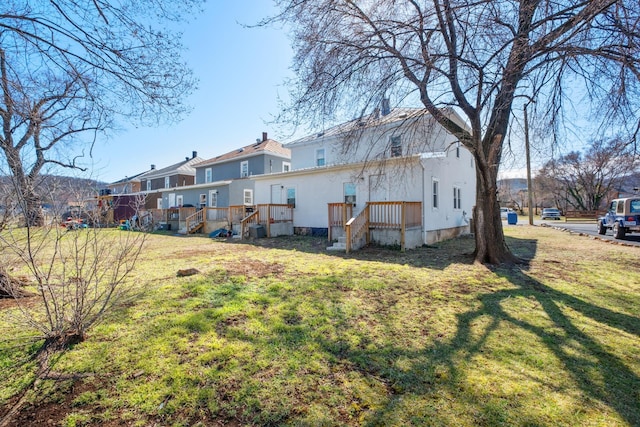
[192,151,197,158]
[262,132,268,142]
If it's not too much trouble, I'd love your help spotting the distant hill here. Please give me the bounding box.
[0,174,107,209]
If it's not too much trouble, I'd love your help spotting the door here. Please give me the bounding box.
[271,184,283,204]
[168,193,176,208]
[157,198,163,209]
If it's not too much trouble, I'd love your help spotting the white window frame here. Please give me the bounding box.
[316,148,326,167]
[176,195,184,207]
[240,161,249,178]
[199,193,207,207]
[432,178,439,209]
[164,176,170,189]
[344,182,356,205]
[283,162,291,172]
[146,180,151,191]
[205,168,212,183]
[157,198,163,209]
[243,189,253,205]
[209,190,218,208]
[453,186,461,209]
[390,136,402,157]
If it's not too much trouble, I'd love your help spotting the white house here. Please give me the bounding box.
[253,107,476,249]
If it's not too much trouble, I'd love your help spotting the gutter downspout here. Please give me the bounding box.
[419,158,427,245]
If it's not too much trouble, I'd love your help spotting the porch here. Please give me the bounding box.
[327,201,422,253]
[144,204,294,237]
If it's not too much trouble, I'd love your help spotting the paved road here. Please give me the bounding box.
[529,219,640,247]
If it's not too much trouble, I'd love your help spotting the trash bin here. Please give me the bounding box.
[507,211,518,225]
[248,224,266,238]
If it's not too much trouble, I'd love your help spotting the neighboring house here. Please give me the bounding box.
[253,107,476,248]
[141,151,204,209]
[159,133,291,210]
[106,169,152,195]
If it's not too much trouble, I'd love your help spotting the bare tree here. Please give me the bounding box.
[538,138,637,211]
[270,0,640,263]
[1,0,201,225]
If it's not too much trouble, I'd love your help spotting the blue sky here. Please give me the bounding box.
[88,2,295,183]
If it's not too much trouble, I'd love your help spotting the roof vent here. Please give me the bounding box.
[151,164,156,170]
[238,148,244,153]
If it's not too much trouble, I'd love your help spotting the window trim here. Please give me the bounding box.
[243,189,253,205]
[282,162,291,172]
[205,167,212,183]
[390,135,402,157]
[315,148,326,167]
[432,178,439,209]
[164,176,170,189]
[453,186,461,209]
[176,195,184,207]
[240,161,249,178]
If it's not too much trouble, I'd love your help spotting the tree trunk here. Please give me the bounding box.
[472,158,519,265]
[22,186,44,227]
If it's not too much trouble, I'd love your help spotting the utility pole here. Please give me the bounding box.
[524,101,534,225]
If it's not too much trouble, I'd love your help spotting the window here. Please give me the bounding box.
[456,143,460,158]
[176,195,183,207]
[316,148,326,166]
[209,190,218,208]
[631,200,640,213]
[344,182,356,204]
[199,194,206,207]
[617,201,624,214]
[164,176,170,189]
[157,198,163,209]
[432,179,439,209]
[283,162,291,172]
[453,187,461,209]
[241,161,249,177]
[390,136,402,157]
[286,187,296,208]
[205,168,212,183]
[146,180,151,191]
[243,189,253,205]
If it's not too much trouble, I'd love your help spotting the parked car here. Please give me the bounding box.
[597,198,640,239]
[541,208,562,220]
[500,207,515,219]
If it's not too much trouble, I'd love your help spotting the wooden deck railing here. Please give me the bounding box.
[186,209,205,234]
[345,208,369,253]
[328,203,354,241]
[240,210,260,238]
[206,207,229,222]
[333,201,422,252]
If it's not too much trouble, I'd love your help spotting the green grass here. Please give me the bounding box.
[1,226,639,426]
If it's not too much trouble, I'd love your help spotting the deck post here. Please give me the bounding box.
[401,202,406,252]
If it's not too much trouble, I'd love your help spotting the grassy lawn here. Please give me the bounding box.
[1,226,639,426]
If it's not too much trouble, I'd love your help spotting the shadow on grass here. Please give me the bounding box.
[215,235,640,425]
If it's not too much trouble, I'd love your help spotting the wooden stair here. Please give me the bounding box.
[186,210,205,234]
